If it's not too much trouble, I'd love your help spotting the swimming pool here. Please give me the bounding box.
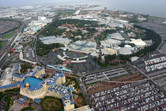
[24,77,42,86]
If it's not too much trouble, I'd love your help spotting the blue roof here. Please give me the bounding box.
[18,96,28,104]
[24,77,42,87]
[69,86,74,92]
[47,65,71,72]
[110,35,112,39]
[28,83,43,91]
[0,81,20,89]
[34,99,41,103]
[12,74,25,78]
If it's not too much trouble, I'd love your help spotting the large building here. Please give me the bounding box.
[101,48,117,55]
[101,39,121,48]
[69,40,97,54]
[130,39,146,48]
[11,63,75,111]
[118,47,132,55]
[111,33,124,41]
[40,36,71,45]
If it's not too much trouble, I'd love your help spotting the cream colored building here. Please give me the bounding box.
[12,63,75,111]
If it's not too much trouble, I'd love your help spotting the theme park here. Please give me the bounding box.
[0,62,87,111]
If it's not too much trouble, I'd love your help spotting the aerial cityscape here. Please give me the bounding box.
[0,0,166,111]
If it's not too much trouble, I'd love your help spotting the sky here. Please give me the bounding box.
[0,0,166,18]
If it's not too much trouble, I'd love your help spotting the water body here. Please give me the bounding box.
[0,0,166,18]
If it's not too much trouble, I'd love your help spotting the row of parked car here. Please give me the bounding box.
[91,80,166,111]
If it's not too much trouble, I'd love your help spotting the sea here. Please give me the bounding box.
[0,0,166,18]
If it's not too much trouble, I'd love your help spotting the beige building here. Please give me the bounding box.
[12,63,75,111]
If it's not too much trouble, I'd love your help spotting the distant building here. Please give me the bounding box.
[128,32,136,38]
[104,7,107,12]
[74,10,80,15]
[38,16,46,21]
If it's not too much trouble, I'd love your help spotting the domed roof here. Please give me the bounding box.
[26,83,29,87]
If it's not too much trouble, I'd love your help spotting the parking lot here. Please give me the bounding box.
[90,80,166,111]
[133,51,166,93]
[83,67,129,85]
[38,50,102,73]
[23,46,36,62]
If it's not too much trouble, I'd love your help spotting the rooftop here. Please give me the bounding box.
[24,77,42,87]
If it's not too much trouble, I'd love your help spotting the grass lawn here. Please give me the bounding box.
[0,41,7,49]
[40,96,64,111]
[147,16,160,20]
[109,74,130,81]
[20,107,35,111]
[2,32,14,39]
[74,93,87,108]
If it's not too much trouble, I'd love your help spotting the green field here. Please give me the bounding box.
[2,32,14,39]
[147,16,160,20]
[40,96,64,111]
[0,41,7,49]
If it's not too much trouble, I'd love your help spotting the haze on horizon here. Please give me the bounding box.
[0,0,166,18]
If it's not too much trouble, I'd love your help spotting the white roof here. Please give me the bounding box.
[40,36,71,44]
[130,39,146,46]
[101,48,117,55]
[125,45,131,48]
[90,51,99,57]
[111,33,124,41]
[118,47,132,55]
[131,56,139,62]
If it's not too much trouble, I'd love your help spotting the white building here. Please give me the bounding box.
[118,47,132,55]
[38,16,46,21]
[111,33,124,41]
[101,48,117,55]
[69,40,97,53]
[131,56,139,62]
[74,10,80,15]
[101,39,121,48]
[130,39,146,48]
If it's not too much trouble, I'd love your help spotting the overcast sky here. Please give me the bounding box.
[0,0,166,18]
